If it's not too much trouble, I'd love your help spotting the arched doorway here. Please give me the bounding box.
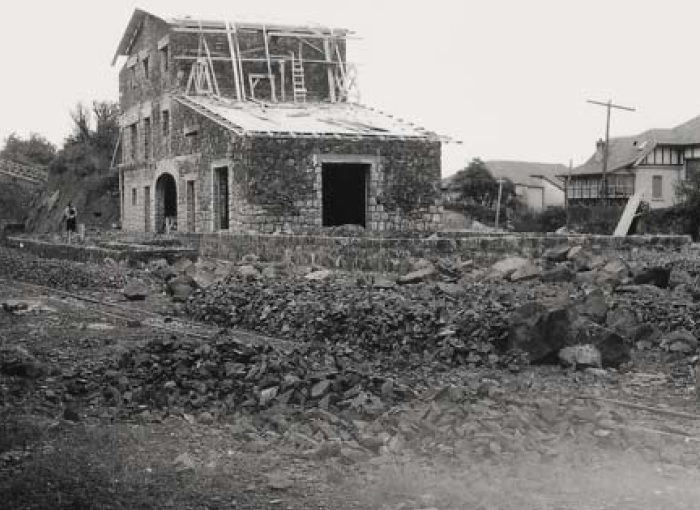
[155,173,177,233]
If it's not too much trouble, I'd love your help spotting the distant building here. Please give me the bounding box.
[567,114,700,208]
[442,160,566,211]
[112,9,444,234]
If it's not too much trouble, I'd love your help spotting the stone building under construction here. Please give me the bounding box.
[112,9,444,234]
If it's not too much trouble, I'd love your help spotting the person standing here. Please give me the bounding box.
[63,202,77,243]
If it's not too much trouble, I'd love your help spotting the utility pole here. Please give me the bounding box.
[494,178,505,230]
[586,99,636,204]
[565,158,572,230]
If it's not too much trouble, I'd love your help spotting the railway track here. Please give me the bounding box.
[0,277,296,350]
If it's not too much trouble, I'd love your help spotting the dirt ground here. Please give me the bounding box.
[3,276,700,509]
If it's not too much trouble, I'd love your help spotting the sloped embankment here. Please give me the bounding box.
[25,170,119,233]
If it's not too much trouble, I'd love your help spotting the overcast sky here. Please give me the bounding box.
[2,0,700,176]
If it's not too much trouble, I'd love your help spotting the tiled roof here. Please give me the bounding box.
[483,160,567,188]
[571,113,700,176]
[442,160,566,189]
[175,95,442,140]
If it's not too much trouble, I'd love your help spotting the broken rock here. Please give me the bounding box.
[559,344,602,369]
[569,318,630,368]
[575,289,608,324]
[542,245,570,262]
[123,279,149,301]
[0,345,44,378]
[661,330,698,353]
[508,301,571,363]
[540,264,575,283]
[305,269,334,281]
[490,257,530,279]
[510,263,541,282]
[633,266,671,289]
[397,265,436,284]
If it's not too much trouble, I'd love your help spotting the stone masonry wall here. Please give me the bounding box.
[229,137,443,233]
[180,232,691,273]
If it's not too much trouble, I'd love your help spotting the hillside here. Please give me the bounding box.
[0,173,41,224]
[26,170,120,234]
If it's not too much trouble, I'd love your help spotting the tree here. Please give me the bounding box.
[51,100,120,175]
[0,132,56,167]
[451,158,515,207]
[674,169,700,239]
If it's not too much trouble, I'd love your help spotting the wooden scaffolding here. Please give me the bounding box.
[173,17,358,104]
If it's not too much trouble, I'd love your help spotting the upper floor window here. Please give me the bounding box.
[160,45,169,73]
[162,110,170,155]
[143,55,150,79]
[129,123,138,161]
[652,175,663,199]
[143,117,152,161]
[132,188,138,206]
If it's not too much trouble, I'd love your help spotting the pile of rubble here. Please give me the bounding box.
[0,247,129,290]
[74,333,416,421]
[184,275,523,368]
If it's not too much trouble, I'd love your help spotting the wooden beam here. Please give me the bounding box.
[279,59,286,102]
[200,26,221,96]
[262,25,276,102]
[225,20,242,101]
[175,55,338,64]
[324,38,336,103]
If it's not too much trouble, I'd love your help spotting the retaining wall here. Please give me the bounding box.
[4,231,691,273]
[4,237,198,265]
[179,232,692,273]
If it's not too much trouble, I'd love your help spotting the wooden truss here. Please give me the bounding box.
[178,18,357,104]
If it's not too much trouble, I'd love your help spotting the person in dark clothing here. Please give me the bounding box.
[63,202,77,243]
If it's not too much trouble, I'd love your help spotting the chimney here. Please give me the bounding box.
[595,138,605,162]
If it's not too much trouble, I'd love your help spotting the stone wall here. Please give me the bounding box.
[180,232,691,273]
[5,237,197,266]
[232,137,443,233]
[118,14,172,111]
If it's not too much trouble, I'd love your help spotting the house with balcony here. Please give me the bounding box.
[112,9,444,234]
[567,114,700,208]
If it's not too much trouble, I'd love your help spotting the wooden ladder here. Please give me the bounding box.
[291,50,307,103]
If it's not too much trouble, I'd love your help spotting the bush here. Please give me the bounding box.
[512,207,566,233]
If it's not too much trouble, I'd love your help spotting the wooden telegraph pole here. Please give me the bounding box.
[494,178,505,230]
[586,99,636,203]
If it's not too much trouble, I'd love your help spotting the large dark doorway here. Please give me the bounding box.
[155,173,177,233]
[322,163,369,227]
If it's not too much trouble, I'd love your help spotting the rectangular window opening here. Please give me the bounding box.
[132,188,137,206]
[186,180,196,233]
[160,45,169,73]
[143,117,151,161]
[143,56,150,79]
[214,167,230,231]
[162,110,170,155]
[129,124,138,161]
[652,175,663,199]
[144,186,151,232]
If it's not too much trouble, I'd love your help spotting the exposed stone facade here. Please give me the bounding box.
[115,10,442,234]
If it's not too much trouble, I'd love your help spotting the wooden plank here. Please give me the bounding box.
[613,190,644,236]
[324,37,336,103]
[262,25,276,102]
[225,20,242,101]
[201,29,221,96]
